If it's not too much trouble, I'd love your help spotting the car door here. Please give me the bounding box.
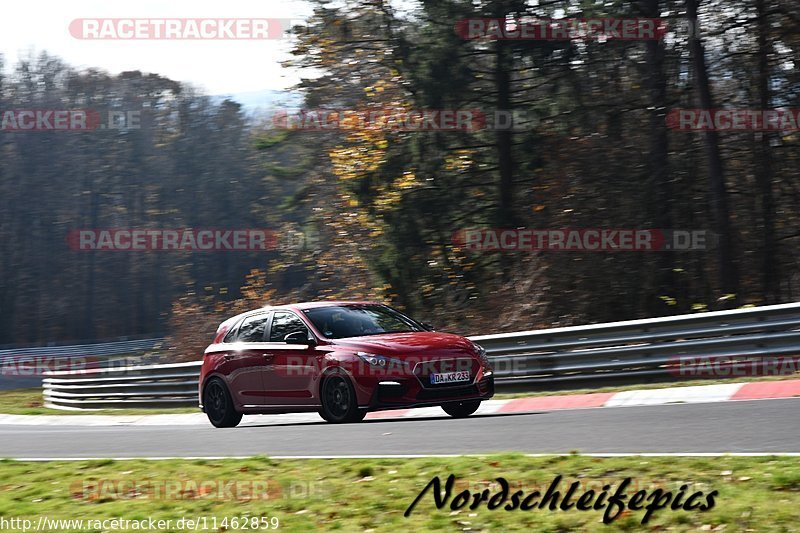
[220,312,271,408]
[261,310,319,406]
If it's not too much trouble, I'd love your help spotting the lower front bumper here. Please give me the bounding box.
[364,375,494,411]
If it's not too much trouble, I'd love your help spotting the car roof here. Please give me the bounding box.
[287,300,380,310]
[229,301,382,322]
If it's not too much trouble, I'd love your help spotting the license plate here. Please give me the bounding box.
[430,371,471,385]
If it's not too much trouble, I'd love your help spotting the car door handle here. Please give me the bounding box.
[223,354,234,361]
[263,353,274,360]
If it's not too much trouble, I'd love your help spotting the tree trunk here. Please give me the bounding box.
[642,0,676,315]
[686,0,739,300]
[494,38,517,281]
[755,0,778,303]
[494,40,515,229]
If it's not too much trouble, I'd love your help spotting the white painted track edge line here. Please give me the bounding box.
[0,395,797,426]
[5,452,800,461]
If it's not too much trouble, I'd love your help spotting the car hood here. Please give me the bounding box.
[330,331,477,359]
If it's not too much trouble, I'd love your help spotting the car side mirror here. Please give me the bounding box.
[284,331,316,346]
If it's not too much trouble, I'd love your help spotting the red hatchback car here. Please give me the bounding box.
[199,301,494,427]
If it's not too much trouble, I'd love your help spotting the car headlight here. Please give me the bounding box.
[472,343,492,369]
[356,352,406,369]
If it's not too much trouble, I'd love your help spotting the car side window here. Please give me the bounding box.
[236,314,269,343]
[269,311,309,342]
[222,320,242,343]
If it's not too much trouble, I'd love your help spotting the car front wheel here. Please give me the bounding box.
[204,378,243,428]
[320,371,366,423]
[442,400,481,418]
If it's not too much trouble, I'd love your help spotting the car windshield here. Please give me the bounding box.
[302,305,424,339]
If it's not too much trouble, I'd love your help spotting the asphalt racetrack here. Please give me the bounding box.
[0,398,798,459]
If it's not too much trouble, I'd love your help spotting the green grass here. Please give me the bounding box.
[0,455,798,531]
[0,389,197,416]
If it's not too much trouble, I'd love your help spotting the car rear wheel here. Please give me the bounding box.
[442,400,481,418]
[204,378,243,428]
[320,371,365,423]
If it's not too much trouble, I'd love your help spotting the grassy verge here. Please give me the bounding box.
[0,455,798,531]
[0,389,197,416]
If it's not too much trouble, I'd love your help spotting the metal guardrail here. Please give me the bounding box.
[0,337,166,357]
[43,362,199,409]
[473,302,800,391]
[0,337,167,392]
[0,337,166,362]
[42,303,800,409]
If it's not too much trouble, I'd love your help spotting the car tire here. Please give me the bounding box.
[442,400,481,418]
[203,378,243,428]
[320,370,365,423]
